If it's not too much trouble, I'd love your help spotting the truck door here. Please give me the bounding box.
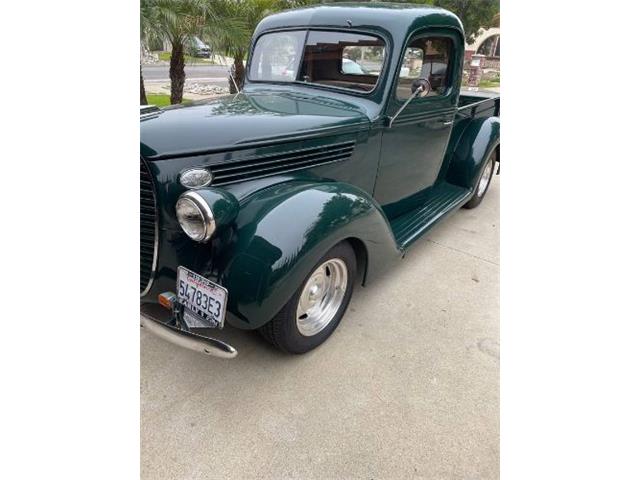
[375,31,461,219]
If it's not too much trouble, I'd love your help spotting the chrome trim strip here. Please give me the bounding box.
[140,158,159,297]
[140,105,160,114]
[456,97,499,111]
[140,104,163,121]
[140,313,237,358]
[212,155,352,186]
[208,139,356,168]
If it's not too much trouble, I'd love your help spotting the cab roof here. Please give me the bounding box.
[254,2,464,43]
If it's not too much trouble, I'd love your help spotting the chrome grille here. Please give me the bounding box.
[140,158,157,295]
[209,140,356,185]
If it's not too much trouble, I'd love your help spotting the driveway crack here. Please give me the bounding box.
[426,239,499,266]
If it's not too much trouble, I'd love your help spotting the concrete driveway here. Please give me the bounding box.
[141,176,500,479]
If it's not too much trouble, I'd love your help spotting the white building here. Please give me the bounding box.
[467,27,500,58]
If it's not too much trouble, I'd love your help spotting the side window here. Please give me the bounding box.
[396,37,453,99]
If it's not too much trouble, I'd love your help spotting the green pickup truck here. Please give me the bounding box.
[140,3,500,358]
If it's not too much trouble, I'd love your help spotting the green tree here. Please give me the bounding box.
[306,0,499,44]
[420,0,500,43]
[142,0,235,104]
[205,0,311,93]
[205,0,272,94]
[154,0,213,104]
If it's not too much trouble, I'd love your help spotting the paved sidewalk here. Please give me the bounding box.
[141,176,500,479]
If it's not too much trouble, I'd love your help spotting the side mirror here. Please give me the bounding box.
[387,78,433,127]
[411,78,431,97]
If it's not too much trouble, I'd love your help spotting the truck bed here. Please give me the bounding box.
[456,90,500,120]
[449,90,500,159]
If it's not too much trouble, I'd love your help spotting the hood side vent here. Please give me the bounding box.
[210,140,356,185]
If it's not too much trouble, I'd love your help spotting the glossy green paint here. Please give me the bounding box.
[140,3,500,330]
[218,181,399,328]
[140,90,370,160]
[142,179,400,330]
[376,27,464,219]
[447,116,500,190]
[191,188,239,228]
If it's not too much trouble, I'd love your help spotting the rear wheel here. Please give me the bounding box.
[259,241,356,354]
[463,150,496,209]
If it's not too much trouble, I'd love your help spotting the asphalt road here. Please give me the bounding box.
[142,64,230,83]
[141,175,500,479]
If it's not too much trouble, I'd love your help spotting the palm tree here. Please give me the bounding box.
[150,0,214,104]
[140,0,156,105]
[140,63,147,105]
[202,0,256,94]
[143,0,240,104]
[205,0,308,94]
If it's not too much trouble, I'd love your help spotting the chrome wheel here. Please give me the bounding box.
[477,159,493,197]
[296,258,348,337]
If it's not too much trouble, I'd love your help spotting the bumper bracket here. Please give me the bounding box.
[140,294,237,358]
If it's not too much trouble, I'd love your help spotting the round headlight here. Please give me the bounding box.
[179,168,213,188]
[176,192,216,242]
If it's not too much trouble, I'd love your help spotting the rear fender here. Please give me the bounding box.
[219,181,400,329]
[447,116,500,189]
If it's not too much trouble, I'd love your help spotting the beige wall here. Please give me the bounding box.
[466,27,500,52]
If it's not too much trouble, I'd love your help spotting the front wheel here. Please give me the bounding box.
[259,241,356,354]
[463,150,496,209]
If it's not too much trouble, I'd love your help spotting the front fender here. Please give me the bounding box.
[447,116,500,189]
[219,181,400,329]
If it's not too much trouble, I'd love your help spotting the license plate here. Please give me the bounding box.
[176,266,228,329]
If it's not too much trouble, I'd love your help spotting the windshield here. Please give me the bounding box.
[248,30,386,93]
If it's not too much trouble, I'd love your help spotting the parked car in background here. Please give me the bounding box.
[187,36,211,58]
[341,58,368,75]
[140,4,500,359]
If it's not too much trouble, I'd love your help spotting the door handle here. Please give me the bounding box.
[442,120,454,126]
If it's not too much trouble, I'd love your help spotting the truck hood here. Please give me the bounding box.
[140,90,371,159]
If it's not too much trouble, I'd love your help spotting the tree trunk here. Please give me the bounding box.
[140,64,148,105]
[169,41,185,104]
[229,55,245,94]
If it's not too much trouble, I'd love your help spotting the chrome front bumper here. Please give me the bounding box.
[140,304,237,359]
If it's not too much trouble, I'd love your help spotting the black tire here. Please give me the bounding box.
[463,150,496,209]
[259,241,357,354]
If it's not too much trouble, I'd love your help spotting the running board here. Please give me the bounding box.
[390,183,471,249]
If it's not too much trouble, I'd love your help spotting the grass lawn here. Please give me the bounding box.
[479,79,500,89]
[145,94,192,107]
[461,77,500,90]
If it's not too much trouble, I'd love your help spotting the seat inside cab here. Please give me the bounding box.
[299,31,385,93]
